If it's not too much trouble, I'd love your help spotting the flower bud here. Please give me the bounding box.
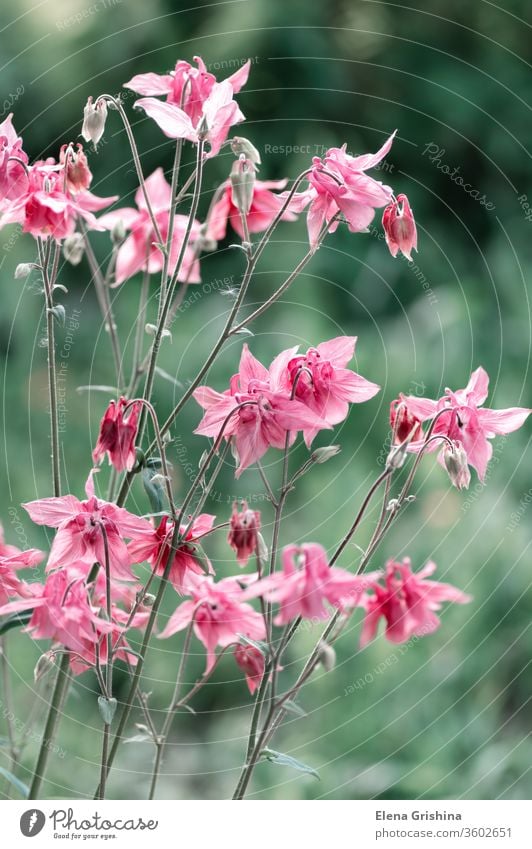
[111,218,127,244]
[231,136,261,165]
[81,96,108,147]
[228,500,261,567]
[60,142,92,193]
[230,155,256,216]
[385,441,408,470]
[317,641,336,672]
[382,193,417,261]
[63,232,85,266]
[443,440,470,490]
[14,263,33,279]
[34,651,56,683]
[311,445,341,464]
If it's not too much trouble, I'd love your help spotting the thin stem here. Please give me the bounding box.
[28,653,70,800]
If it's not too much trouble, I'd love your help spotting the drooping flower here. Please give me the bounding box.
[59,143,92,194]
[0,114,29,206]
[208,177,298,241]
[227,501,261,567]
[274,336,380,446]
[134,78,246,157]
[193,344,330,476]
[442,440,471,490]
[92,397,141,473]
[23,473,153,581]
[359,558,471,647]
[127,513,215,594]
[390,393,425,444]
[244,542,378,625]
[287,133,396,251]
[382,193,417,260]
[124,55,250,124]
[0,159,116,241]
[234,643,265,694]
[98,168,201,284]
[0,548,44,606]
[400,367,531,480]
[158,574,266,673]
[81,96,108,147]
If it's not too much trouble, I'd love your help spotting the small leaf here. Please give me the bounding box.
[233,327,254,337]
[282,699,307,718]
[98,695,117,726]
[142,467,165,514]
[0,610,33,636]
[181,704,196,715]
[0,767,29,798]
[261,748,320,780]
[48,304,66,326]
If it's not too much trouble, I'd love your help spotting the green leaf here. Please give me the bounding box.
[0,767,29,797]
[49,304,66,326]
[142,466,164,514]
[98,696,117,726]
[123,734,152,745]
[0,610,33,636]
[282,699,307,718]
[262,748,320,780]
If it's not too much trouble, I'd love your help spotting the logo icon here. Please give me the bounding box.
[20,810,46,837]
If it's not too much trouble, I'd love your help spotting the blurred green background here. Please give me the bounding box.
[0,0,531,800]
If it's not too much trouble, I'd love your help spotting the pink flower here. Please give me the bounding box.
[228,501,261,567]
[382,193,417,260]
[359,558,471,647]
[23,473,153,581]
[234,643,265,694]
[92,397,141,473]
[0,569,115,661]
[158,574,266,673]
[207,178,298,241]
[274,336,380,446]
[401,367,531,480]
[0,548,43,606]
[98,168,201,284]
[193,344,330,476]
[127,513,216,594]
[134,78,245,157]
[125,55,250,124]
[0,114,29,205]
[289,133,396,251]
[244,542,378,625]
[59,143,92,194]
[1,160,116,241]
[390,393,424,444]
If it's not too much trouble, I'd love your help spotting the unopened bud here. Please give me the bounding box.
[111,219,127,244]
[137,591,156,607]
[34,651,56,683]
[63,232,85,266]
[311,445,341,464]
[230,155,256,216]
[231,136,261,164]
[443,440,470,490]
[81,96,108,147]
[197,114,209,141]
[14,263,33,279]
[385,442,408,470]
[317,641,336,672]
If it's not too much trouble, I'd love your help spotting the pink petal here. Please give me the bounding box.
[316,336,357,368]
[23,495,81,526]
[463,366,489,405]
[135,98,196,140]
[124,72,174,96]
[477,406,531,436]
[226,60,251,92]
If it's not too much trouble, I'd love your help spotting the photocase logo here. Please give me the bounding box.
[20,809,46,837]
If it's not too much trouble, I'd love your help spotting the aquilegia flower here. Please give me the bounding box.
[359,558,471,647]
[127,513,215,593]
[227,501,261,567]
[382,193,417,260]
[158,574,266,673]
[0,114,29,206]
[98,167,201,284]
[400,367,531,480]
[193,344,329,476]
[92,397,141,473]
[234,643,265,694]
[23,473,153,581]
[244,542,378,625]
[208,177,298,241]
[274,335,380,446]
